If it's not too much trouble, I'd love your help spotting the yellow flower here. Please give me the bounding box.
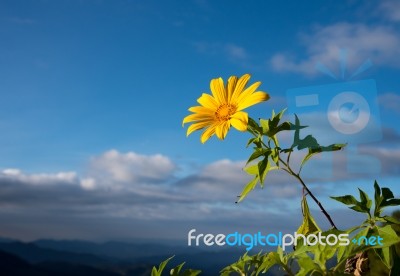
[183,74,270,143]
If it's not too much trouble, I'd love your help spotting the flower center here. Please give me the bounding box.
[215,104,236,121]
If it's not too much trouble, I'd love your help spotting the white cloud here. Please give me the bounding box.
[271,22,400,76]
[360,146,400,174]
[80,177,96,190]
[0,146,398,240]
[87,149,176,185]
[180,159,300,202]
[1,169,78,185]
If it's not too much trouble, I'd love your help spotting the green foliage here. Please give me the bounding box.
[239,110,346,203]
[151,256,201,276]
[223,183,400,275]
[172,108,400,275]
[296,197,321,236]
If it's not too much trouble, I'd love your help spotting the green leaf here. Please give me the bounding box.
[374,180,383,217]
[383,215,400,224]
[300,143,346,170]
[381,198,400,208]
[373,225,400,248]
[259,119,270,135]
[368,248,391,275]
[373,247,391,268]
[358,188,372,211]
[256,252,281,274]
[152,256,174,276]
[243,164,258,175]
[300,148,320,169]
[296,196,321,237]
[271,134,279,147]
[376,184,400,210]
[258,157,271,184]
[277,246,284,263]
[275,121,292,134]
[330,195,359,205]
[291,114,308,148]
[297,134,319,150]
[334,226,361,263]
[246,137,257,148]
[271,148,279,165]
[237,177,259,203]
[336,227,370,264]
[248,117,261,133]
[349,205,369,213]
[152,267,159,276]
[247,148,270,164]
[170,262,185,275]
[382,187,394,199]
[297,254,320,276]
[331,191,372,214]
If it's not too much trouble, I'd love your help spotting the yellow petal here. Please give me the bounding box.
[197,93,218,109]
[183,113,213,126]
[215,122,230,140]
[210,77,226,104]
[230,111,248,131]
[231,74,251,102]
[235,81,261,105]
[227,75,238,103]
[187,121,213,136]
[237,92,270,111]
[201,124,217,143]
[188,106,215,115]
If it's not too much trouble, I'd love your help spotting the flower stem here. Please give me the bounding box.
[280,150,337,229]
[246,126,337,229]
[284,160,337,229]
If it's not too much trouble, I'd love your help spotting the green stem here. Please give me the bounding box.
[247,127,337,229]
[281,155,337,229]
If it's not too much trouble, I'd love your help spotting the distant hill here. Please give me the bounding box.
[34,239,189,259]
[0,242,112,265]
[0,238,287,275]
[0,250,122,276]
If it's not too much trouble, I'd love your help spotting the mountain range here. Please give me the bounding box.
[0,238,270,275]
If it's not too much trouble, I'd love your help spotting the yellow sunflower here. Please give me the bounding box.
[183,74,270,143]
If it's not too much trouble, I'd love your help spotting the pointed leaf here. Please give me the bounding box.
[258,158,270,184]
[237,177,258,202]
[170,262,185,275]
[259,119,269,135]
[243,164,258,175]
[296,196,321,237]
[374,181,383,217]
[382,187,394,199]
[330,195,359,205]
[247,148,270,164]
[358,188,372,210]
[152,256,174,276]
[381,198,400,207]
[383,215,400,224]
[257,252,281,274]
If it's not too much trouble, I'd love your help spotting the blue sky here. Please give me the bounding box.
[0,0,399,243]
